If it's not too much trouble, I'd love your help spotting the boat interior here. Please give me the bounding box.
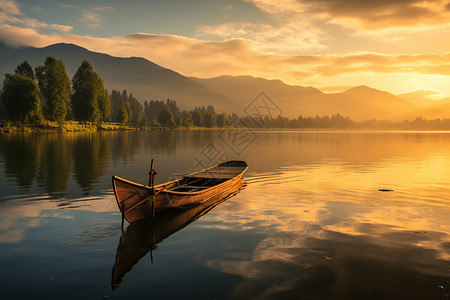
[168,177,229,192]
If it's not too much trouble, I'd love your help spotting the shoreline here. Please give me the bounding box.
[2,124,450,133]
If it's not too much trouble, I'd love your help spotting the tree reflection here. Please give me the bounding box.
[37,134,71,197]
[0,134,41,189]
[0,132,114,199]
[72,133,110,195]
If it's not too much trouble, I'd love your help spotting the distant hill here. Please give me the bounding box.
[193,76,408,120]
[1,43,449,120]
[0,43,238,113]
[416,102,450,119]
[343,85,418,118]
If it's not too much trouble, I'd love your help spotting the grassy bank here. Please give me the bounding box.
[0,121,147,133]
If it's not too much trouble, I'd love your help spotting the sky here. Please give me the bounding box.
[1,0,450,99]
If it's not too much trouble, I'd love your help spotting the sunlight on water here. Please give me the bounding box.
[0,131,449,299]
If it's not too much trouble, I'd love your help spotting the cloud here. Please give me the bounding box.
[197,0,450,55]
[197,0,327,54]
[81,6,114,28]
[1,23,450,96]
[0,0,20,15]
[231,0,450,50]
[398,88,447,101]
[59,4,114,30]
[0,0,72,32]
[299,0,450,30]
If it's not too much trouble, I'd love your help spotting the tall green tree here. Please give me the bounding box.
[72,61,110,124]
[15,61,35,80]
[2,73,43,125]
[216,113,228,127]
[128,93,143,125]
[203,113,215,127]
[158,109,175,128]
[97,87,111,123]
[192,109,202,126]
[118,102,129,125]
[0,90,5,120]
[35,57,71,126]
[180,111,193,127]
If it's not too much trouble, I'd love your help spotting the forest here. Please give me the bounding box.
[2,58,450,131]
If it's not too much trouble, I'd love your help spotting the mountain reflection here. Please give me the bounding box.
[111,180,245,290]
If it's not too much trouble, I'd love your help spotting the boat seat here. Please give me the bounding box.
[182,185,208,189]
[171,185,208,191]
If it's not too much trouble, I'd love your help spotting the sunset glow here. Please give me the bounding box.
[1,0,450,98]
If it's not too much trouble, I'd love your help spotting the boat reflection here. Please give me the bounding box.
[111,179,245,290]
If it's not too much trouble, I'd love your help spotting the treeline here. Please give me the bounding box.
[2,59,450,130]
[108,93,232,128]
[238,114,450,130]
[0,58,232,129]
[0,59,110,127]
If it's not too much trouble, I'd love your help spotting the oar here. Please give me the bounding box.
[148,159,154,187]
[148,158,158,217]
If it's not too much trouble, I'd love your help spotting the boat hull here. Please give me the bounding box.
[112,161,247,223]
[111,179,244,289]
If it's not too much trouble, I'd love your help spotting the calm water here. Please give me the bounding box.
[0,130,449,299]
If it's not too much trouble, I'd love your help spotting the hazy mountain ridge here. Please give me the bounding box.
[0,43,239,113]
[193,76,397,120]
[1,43,448,120]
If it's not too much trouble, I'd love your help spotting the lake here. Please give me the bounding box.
[0,130,449,299]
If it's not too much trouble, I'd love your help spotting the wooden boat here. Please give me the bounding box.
[111,180,244,289]
[112,160,248,223]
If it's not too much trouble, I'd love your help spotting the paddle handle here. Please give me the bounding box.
[148,159,154,187]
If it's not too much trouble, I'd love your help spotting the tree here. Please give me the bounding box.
[0,90,6,120]
[118,102,129,125]
[110,90,122,122]
[72,61,110,124]
[180,111,193,127]
[216,113,228,127]
[97,87,111,123]
[206,105,216,116]
[15,61,35,80]
[2,73,43,125]
[144,100,150,119]
[192,109,202,126]
[203,113,215,127]
[35,57,71,126]
[147,100,168,121]
[128,93,143,125]
[158,109,175,128]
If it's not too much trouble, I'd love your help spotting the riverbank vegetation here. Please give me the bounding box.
[2,58,450,132]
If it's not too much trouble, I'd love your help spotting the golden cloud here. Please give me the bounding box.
[294,0,450,30]
[0,0,73,33]
[0,0,20,15]
[1,24,450,94]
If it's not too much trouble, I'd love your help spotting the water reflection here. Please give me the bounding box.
[1,134,42,189]
[37,134,71,197]
[72,134,110,194]
[111,180,244,290]
[196,158,450,299]
[0,132,155,199]
[1,131,450,299]
[0,131,222,200]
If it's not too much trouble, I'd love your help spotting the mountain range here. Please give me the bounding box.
[1,42,449,120]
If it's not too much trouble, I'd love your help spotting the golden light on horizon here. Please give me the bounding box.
[1,0,450,99]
